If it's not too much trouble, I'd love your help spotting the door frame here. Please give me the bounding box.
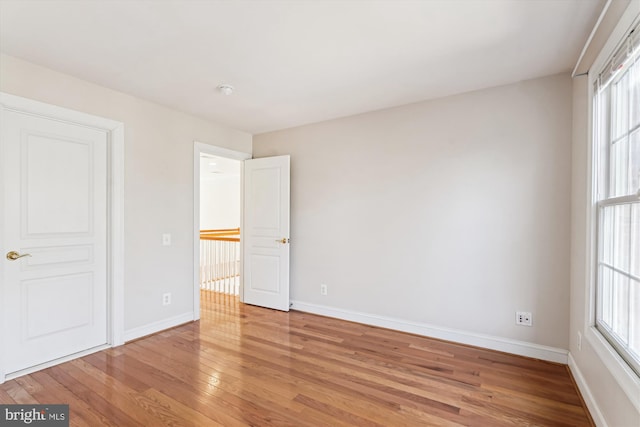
[0,92,125,383]
[193,142,251,320]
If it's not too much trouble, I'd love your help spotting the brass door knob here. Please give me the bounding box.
[275,238,290,244]
[6,251,32,261]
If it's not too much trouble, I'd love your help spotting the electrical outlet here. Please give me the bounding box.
[162,233,171,246]
[320,284,327,296]
[577,331,582,351]
[162,292,171,306]
[516,311,532,326]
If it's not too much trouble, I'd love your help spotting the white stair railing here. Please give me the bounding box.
[200,228,240,295]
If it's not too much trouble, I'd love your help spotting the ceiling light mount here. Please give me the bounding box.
[217,84,234,95]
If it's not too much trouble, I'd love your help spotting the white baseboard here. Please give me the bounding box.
[124,312,194,342]
[290,300,568,364]
[568,353,607,427]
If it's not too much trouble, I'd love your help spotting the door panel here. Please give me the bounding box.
[250,167,281,231]
[250,254,281,293]
[243,155,290,311]
[25,273,93,338]
[20,245,93,269]
[2,110,108,375]
[23,133,93,235]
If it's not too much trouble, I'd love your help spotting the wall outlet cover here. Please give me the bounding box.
[516,311,532,326]
[162,292,171,305]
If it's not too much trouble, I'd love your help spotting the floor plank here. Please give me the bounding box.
[0,291,594,426]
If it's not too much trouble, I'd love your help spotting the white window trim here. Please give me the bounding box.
[585,1,640,411]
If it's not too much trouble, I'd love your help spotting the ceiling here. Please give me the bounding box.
[0,0,605,134]
[200,154,240,182]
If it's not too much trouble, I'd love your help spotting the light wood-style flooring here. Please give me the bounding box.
[0,290,593,426]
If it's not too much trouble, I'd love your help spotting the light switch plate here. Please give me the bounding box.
[162,233,171,246]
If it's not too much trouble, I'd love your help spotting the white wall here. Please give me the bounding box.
[0,54,252,334]
[200,178,240,230]
[199,157,240,230]
[254,73,572,351]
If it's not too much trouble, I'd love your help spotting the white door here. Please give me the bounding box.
[243,155,290,311]
[2,110,108,375]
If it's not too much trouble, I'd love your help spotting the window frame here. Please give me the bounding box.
[584,5,640,410]
[592,48,640,375]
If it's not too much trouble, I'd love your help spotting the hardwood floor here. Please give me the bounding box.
[1,290,594,426]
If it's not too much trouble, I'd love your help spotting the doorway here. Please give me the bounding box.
[193,143,250,320]
[199,154,241,293]
[193,143,291,318]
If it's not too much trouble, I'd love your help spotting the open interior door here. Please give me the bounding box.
[243,155,290,311]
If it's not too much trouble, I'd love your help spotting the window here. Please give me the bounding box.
[593,21,640,376]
